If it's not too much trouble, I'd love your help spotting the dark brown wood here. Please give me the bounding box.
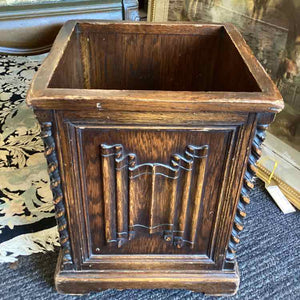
[99,143,208,248]
[40,121,73,268]
[27,21,283,295]
[0,1,139,55]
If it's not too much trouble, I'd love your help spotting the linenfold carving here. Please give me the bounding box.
[100,144,209,248]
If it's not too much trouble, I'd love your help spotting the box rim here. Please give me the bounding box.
[26,20,283,113]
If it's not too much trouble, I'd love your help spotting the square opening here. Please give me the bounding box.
[48,23,261,92]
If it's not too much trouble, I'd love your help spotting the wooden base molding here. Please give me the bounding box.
[55,251,240,295]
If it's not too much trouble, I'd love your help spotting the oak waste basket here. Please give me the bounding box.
[26,21,283,295]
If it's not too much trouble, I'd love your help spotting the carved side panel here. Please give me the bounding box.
[123,0,140,21]
[40,122,73,267]
[224,122,268,268]
[100,144,209,248]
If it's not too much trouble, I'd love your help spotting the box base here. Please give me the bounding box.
[55,251,240,296]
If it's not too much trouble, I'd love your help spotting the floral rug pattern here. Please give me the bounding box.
[0,55,59,263]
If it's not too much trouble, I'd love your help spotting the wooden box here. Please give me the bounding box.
[26,21,283,295]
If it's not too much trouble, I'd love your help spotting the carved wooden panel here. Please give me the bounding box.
[58,118,242,260]
[100,143,208,248]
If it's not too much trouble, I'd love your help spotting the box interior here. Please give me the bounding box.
[48,23,261,92]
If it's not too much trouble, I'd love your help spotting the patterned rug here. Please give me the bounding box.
[0,54,59,263]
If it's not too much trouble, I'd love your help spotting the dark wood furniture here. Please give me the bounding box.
[26,21,283,295]
[0,0,139,55]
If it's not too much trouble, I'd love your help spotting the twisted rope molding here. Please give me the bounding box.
[225,123,268,268]
[41,122,73,267]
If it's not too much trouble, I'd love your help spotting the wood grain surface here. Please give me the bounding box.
[29,21,283,295]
